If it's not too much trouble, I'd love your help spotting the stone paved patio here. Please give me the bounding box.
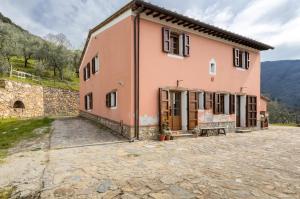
[50,117,126,149]
[41,125,300,198]
[0,118,299,198]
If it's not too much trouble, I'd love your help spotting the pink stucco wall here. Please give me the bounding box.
[79,16,134,126]
[260,98,268,112]
[139,18,261,125]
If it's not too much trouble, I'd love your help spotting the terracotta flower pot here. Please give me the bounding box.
[165,135,171,141]
[159,135,166,141]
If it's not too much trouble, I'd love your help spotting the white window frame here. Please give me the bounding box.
[84,67,89,81]
[209,58,217,75]
[107,91,117,109]
[95,54,100,73]
[86,94,92,111]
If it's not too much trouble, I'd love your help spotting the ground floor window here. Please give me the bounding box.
[85,93,93,110]
[246,96,257,127]
[214,93,225,114]
[106,91,117,108]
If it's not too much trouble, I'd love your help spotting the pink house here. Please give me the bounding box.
[79,0,273,140]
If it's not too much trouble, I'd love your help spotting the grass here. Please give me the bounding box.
[0,186,15,199]
[3,56,80,91]
[0,117,54,160]
[271,123,298,127]
[2,76,79,91]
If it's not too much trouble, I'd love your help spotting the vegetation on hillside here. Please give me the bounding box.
[0,117,54,160]
[261,60,300,108]
[268,100,300,125]
[0,12,81,90]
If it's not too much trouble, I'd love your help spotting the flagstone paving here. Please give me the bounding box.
[41,125,300,198]
[0,117,299,198]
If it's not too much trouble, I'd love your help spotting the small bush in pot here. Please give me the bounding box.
[159,122,170,141]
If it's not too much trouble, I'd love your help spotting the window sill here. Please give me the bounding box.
[235,67,246,71]
[167,53,184,59]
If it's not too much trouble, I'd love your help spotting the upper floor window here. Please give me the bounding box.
[209,59,217,75]
[170,32,179,55]
[92,55,100,74]
[162,27,190,57]
[106,91,117,108]
[233,48,250,69]
[84,93,93,110]
[83,63,91,81]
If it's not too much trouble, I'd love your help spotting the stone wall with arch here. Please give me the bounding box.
[0,79,79,118]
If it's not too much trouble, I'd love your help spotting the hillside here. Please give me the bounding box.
[0,12,80,91]
[261,60,300,108]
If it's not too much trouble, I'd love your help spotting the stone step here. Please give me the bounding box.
[235,129,252,133]
[171,133,195,140]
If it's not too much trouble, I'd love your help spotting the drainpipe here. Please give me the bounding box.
[133,8,142,140]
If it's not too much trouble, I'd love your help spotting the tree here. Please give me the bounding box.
[0,24,19,75]
[42,33,73,80]
[18,35,40,67]
[44,33,72,49]
[72,50,82,77]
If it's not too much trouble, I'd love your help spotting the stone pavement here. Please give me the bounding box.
[40,126,300,199]
[50,117,126,149]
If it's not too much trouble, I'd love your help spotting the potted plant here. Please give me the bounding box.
[159,122,169,141]
[164,126,171,141]
[159,132,166,141]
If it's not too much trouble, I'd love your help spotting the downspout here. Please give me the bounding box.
[133,8,142,140]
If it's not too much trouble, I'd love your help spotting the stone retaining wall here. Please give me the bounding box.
[0,79,79,118]
[43,87,79,116]
[0,80,44,118]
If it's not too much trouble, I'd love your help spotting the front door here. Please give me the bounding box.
[236,95,241,127]
[170,91,181,130]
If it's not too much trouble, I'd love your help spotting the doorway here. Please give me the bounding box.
[236,95,241,127]
[170,91,182,130]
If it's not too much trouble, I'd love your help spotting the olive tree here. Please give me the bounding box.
[0,24,19,74]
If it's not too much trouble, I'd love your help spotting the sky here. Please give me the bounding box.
[0,0,299,61]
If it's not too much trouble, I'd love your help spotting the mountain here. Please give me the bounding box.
[261,60,300,108]
[0,12,27,33]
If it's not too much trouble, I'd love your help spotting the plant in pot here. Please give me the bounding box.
[164,127,171,141]
[159,122,169,141]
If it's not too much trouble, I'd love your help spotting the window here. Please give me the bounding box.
[83,63,91,81]
[233,48,250,69]
[246,96,257,127]
[91,55,100,74]
[229,94,235,114]
[209,59,217,75]
[106,91,117,108]
[198,92,205,110]
[204,92,213,110]
[162,27,190,57]
[84,93,93,110]
[214,93,225,114]
[170,32,179,55]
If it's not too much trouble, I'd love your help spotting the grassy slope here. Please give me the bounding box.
[0,117,54,159]
[3,57,79,91]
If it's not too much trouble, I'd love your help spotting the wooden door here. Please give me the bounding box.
[170,91,181,130]
[188,91,198,130]
[246,96,257,127]
[159,88,170,129]
[236,95,241,127]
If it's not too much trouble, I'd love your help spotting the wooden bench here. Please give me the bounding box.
[199,127,226,137]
